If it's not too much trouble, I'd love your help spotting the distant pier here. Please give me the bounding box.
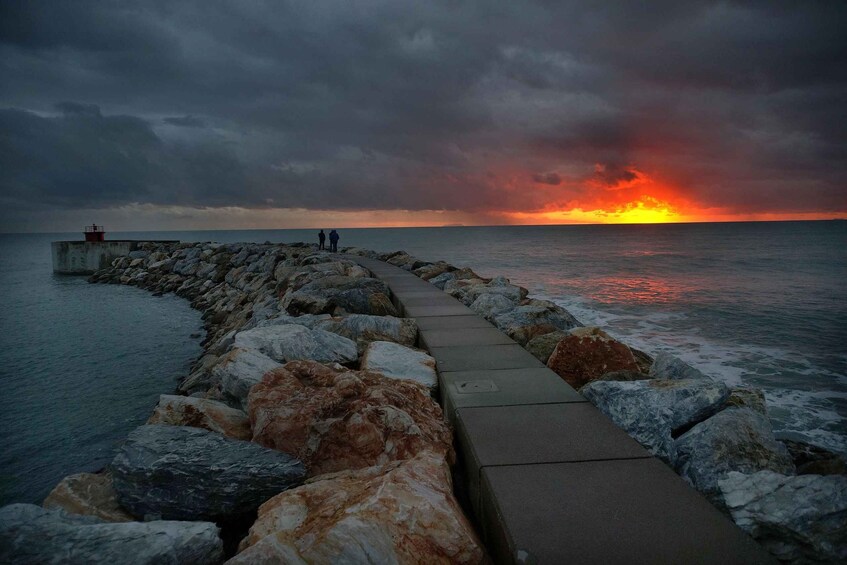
[52,225,177,275]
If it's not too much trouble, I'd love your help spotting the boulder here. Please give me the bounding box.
[469,293,518,321]
[212,348,282,409]
[111,425,305,521]
[248,360,452,476]
[674,408,794,501]
[447,277,527,307]
[782,440,847,476]
[719,471,847,563]
[630,347,654,374]
[0,504,223,565]
[413,261,454,281]
[282,276,398,316]
[429,271,457,289]
[650,352,711,380]
[42,472,134,523]
[233,324,357,366]
[231,451,483,564]
[546,328,640,389]
[147,395,251,441]
[361,341,438,391]
[593,370,650,383]
[725,387,768,415]
[313,314,418,351]
[581,378,730,462]
[525,330,570,363]
[493,299,582,345]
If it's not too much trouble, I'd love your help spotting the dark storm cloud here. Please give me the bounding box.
[0,0,845,222]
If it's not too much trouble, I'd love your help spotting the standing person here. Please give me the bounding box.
[329,229,339,252]
[318,229,326,250]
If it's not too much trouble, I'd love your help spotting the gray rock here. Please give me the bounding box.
[429,271,457,289]
[283,276,397,316]
[492,299,582,345]
[525,330,569,363]
[650,352,711,380]
[719,471,847,563]
[213,348,282,409]
[725,387,768,415]
[469,293,518,322]
[361,341,438,391]
[312,314,418,351]
[233,324,358,365]
[674,408,795,501]
[111,425,305,521]
[581,378,730,462]
[0,503,223,565]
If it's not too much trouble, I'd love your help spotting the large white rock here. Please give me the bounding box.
[230,451,483,564]
[233,324,357,366]
[581,378,729,463]
[212,347,282,409]
[719,471,847,563]
[361,341,438,391]
[0,504,223,564]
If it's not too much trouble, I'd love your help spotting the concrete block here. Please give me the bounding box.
[414,316,496,331]
[480,458,775,564]
[456,403,650,512]
[403,302,476,318]
[419,327,516,349]
[429,344,544,373]
[440,367,585,425]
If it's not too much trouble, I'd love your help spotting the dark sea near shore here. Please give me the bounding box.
[1,220,845,506]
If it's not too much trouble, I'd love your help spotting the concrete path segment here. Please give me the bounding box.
[346,255,775,565]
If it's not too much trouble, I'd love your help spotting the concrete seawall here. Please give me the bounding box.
[350,254,775,564]
[51,241,178,275]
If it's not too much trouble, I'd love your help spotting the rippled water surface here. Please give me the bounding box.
[1,221,845,504]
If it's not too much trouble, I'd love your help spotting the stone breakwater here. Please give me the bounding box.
[1,241,482,564]
[0,241,844,563]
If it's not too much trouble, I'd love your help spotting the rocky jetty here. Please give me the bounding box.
[4,239,842,563]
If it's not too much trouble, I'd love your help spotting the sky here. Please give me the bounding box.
[1,1,845,232]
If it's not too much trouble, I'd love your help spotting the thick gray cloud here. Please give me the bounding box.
[0,0,845,227]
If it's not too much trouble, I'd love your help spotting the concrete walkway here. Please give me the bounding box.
[350,255,774,564]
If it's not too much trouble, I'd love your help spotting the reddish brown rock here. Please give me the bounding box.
[231,451,484,564]
[248,360,453,476]
[147,394,251,440]
[546,327,640,389]
[42,472,134,522]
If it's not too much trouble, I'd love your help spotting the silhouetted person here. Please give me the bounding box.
[318,229,326,250]
[329,229,339,252]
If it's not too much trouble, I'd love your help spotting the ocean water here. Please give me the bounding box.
[1,221,845,505]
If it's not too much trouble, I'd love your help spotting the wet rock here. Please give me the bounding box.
[361,341,438,391]
[525,330,570,363]
[546,327,640,389]
[469,293,518,322]
[725,387,768,415]
[147,395,251,441]
[674,408,794,501]
[650,352,711,380]
[782,439,847,476]
[111,425,305,521]
[42,472,133,523]
[0,504,223,565]
[283,276,397,316]
[233,324,357,366]
[248,360,452,476]
[231,451,483,564]
[719,470,847,563]
[492,299,582,345]
[630,347,654,374]
[581,378,730,462]
[212,348,282,409]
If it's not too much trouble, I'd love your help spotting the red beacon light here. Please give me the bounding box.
[84,224,105,242]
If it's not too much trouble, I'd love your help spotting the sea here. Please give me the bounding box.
[1,220,845,506]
